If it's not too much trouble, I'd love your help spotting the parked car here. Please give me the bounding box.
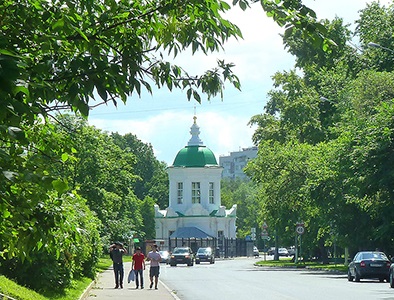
[195,247,215,264]
[348,251,390,282]
[169,247,194,266]
[278,248,289,256]
[287,247,296,256]
[253,246,259,257]
[159,250,170,264]
[267,247,275,255]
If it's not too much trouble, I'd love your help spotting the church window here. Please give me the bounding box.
[192,182,201,203]
[209,182,214,204]
[177,182,183,204]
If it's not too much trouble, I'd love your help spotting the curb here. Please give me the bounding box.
[158,279,181,300]
[79,278,96,300]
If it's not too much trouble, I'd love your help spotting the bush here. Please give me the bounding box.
[0,192,101,293]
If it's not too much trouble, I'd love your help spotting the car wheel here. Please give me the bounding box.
[347,270,354,282]
[390,271,394,288]
[355,271,361,282]
[170,263,176,267]
[196,261,200,264]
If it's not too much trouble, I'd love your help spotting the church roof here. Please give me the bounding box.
[171,116,218,168]
[173,146,218,167]
[169,226,213,238]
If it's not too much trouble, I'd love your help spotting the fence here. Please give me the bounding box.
[141,237,253,258]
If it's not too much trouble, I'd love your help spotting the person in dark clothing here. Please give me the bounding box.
[109,242,127,289]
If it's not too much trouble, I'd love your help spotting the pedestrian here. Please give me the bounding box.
[147,244,162,289]
[131,246,146,289]
[109,242,127,289]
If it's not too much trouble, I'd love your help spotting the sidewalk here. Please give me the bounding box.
[81,262,179,300]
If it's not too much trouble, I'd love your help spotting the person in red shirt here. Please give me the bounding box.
[131,246,146,289]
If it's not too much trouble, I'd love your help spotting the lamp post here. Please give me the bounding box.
[367,42,394,54]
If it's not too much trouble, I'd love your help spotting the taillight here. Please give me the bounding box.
[387,262,391,268]
[360,261,366,267]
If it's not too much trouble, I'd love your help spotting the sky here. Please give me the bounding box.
[88,0,392,165]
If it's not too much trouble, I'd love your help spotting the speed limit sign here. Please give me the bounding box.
[296,225,305,235]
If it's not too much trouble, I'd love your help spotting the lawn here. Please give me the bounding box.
[255,256,348,273]
[0,257,113,300]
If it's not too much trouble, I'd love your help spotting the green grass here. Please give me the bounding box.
[255,257,348,273]
[0,257,113,300]
[0,275,48,300]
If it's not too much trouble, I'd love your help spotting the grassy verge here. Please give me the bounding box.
[0,275,48,300]
[0,257,113,300]
[255,257,348,273]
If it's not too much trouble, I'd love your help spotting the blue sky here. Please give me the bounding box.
[88,0,391,165]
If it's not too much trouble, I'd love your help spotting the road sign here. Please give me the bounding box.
[251,227,256,233]
[251,233,256,240]
[262,222,268,229]
[296,225,305,235]
[262,236,271,241]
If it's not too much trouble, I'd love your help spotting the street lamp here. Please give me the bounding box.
[367,42,394,54]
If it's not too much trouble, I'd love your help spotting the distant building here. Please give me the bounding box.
[219,146,258,180]
[154,116,237,251]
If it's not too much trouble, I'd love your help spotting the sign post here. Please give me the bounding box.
[261,222,269,261]
[295,222,304,263]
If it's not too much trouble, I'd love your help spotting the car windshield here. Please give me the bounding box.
[361,252,388,260]
[173,248,189,254]
[197,248,211,254]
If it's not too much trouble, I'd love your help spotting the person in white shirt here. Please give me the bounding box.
[147,244,162,289]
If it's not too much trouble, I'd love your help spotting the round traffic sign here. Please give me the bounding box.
[296,226,305,235]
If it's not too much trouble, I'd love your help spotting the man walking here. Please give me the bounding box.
[109,242,127,289]
[147,244,161,289]
[131,246,146,289]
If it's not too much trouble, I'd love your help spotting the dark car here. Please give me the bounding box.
[159,250,170,264]
[348,251,391,282]
[195,247,215,264]
[169,247,194,266]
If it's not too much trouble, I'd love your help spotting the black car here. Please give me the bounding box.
[169,247,194,266]
[195,247,215,264]
[348,251,391,282]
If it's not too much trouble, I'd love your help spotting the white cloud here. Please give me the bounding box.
[89,110,256,164]
[89,0,389,165]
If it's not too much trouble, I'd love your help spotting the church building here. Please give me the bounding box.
[154,116,237,249]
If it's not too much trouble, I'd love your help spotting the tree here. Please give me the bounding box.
[247,1,394,260]
[111,132,169,208]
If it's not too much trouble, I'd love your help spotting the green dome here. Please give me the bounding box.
[173,145,218,167]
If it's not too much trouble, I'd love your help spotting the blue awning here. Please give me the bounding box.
[169,227,213,239]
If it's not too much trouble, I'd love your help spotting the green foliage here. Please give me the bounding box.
[221,179,260,238]
[0,0,337,291]
[247,1,394,259]
[0,191,101,292]
[0,275,48,300]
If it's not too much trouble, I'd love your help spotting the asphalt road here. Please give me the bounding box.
[159,257,394,300]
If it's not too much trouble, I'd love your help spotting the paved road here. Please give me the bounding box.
[159,257,394,300]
